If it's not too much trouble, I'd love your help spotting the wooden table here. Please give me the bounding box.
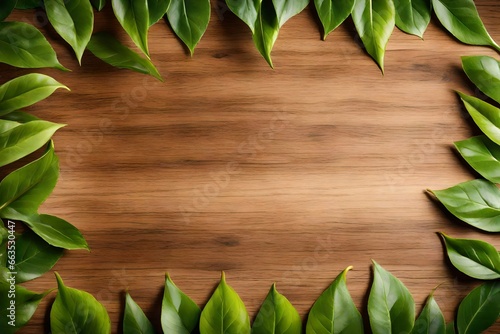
[6,1,500,332]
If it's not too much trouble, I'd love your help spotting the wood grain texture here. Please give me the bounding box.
[3,1,499,332]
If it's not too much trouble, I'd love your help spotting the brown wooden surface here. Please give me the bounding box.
[5,1,500,332]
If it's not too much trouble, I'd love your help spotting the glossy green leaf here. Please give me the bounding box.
[226,0,261,33]
[314,0,355,40]
[368,261,415,334]
[352,0,395,73]
[51,273,111,334]
[124,292,156,334]
[91,0,106,11]
[200,272,251,334]
[161,274,200,334]
[306,266,363,334]
[446,322,455,334]
[0,0,17,21]
[148,0,171,25]
[462,55,500,104]
[87,32,163,81]
[112,0,150,56]
[272,0,308,28]
[0,120,65,167]
[0,120,20,134]
[252,0,279,68]
[455,136,500,184]
[393,0,431,38]
[439,233,500,280]
[252,283,301,334]
[411,292,446,334]
[432,0,500,52]
[0,22,67,70]
[14,230,63,283]
[167,0,211,56]
[45,0,94,64]
[430,179,500,232]
[1,111,39,123]
[15,0,40,9]
[457,281,500,334]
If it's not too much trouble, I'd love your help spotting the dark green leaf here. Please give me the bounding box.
[393,0,431,38]
[124,292,156,334]
[91,0,106,11]
[148,0,171,26]
[0,223,8,267]
[446,322,455,334]
[112,0,150,56]
[15,0,40,9]
[0,0,17,21]
[1,111,39,123]
[462,55,500,104]
[226,0,261,33]
[455,136,500,184]
[162,274,200,334]
[368,261,415,334]
[314,0,355,40]
[411,291,446,334]
[306,266,363,334]
[272,0,308,27]
[252,0,279,68]
[457,281,500,334]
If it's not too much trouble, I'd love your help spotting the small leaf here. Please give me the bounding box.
[446,322,455,334]
[439,233,500,280]
[0,22,67,70]
[455,136,500,184]
[462,55,500,104]
[306,266,363,334]
[1,111,40,123]
[226,0,261,33]
[0,0,17,21]
[112,0,150,56]
[457,281,500,334]
[393,0,431,38]
[252,0,279,68]
[161,274,200,334]
[51,273,111,334]
[430,179,500,232]
[432,0,500,52]
[272,0,308,28]
[368,261,415,334]
[167,0,211,56]
[252,283,301,334]
[148,0,171,26]
[352,0,396,73]
[124,292,156,334]
[91,0,106,11]
[314,0,355,40]
[411,291,446,334]
[200,272,251,334]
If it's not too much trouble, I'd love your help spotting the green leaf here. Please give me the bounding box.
[252,0,279,68]
[15,0,40,9]
[446,322,455,334]
[87,32,163,81]
[272,0,308,28]
[0,73,68,117]
[167,0,211,56]
[314,0,355,40]
[393,0,431,38]
[0,120,65,167]
[200,272,251,334]
[431,0,500,52]
[0,223,8,267]
[226,0,261,33]
[430,179,500,232]
[0,120,20,134]
[368,261,415,334]
[462,55,500,104]
[1,111,40,123]
[457,281,500,334]
[455,136,500,184]
[162,274,200,334]
[352,0,395,73]
[148,0,171,26]
[0,0,17,21]
[252,283,302,334]
[439,233,500,280]
[112,0,150,56]
[306,266,363,334]
[124,292,156,334]
[51,273,111,334]
[411,291,446,334]
[91,0,106,11]
[0,22,67,70]
[45,0,94,64]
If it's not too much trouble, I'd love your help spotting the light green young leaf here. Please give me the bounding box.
[91,0,106,11]
[87,32,163,81]
[161,274,200,334]
[252,0,279,68]
[124,292,156,334]
[112,0,150,56]
[455,136,500,184]
[368,261,415,334]
[167,0,211,56]
[200,272,251,334]
[430,179,500,232]
[411,291,446,334]
[457,281,500,334]
[446,322,455,334]
[462,56,500,104]
[272,0,308,28]
[1,111,40,123]
[439,233,500,280]
[226,0,262,33]
[51,273,111,334]
[0,120,20,134]
[0,22,67,70]
[148,0,171,26]
[432,0,500,52]
[252,283,301,334]
[393,0,431,38]
[45,0,94,64]
[314,0,355,40]
[352,0,395,73]
[0,0,17,21]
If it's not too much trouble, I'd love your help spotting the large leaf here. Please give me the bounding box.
[457,282,500,334]
[1,111,40,123]
[446,322,455,334]
[252,283,301,334]
[51,273,111,334]
[0,120,20,134]
[0,0,17,21]
[314,0,355,40]
[45,0,94,64]
[112,0,150,56]
[411,291,446,334]
[306,266,363,334]
[458,92,500,146]
[200,272,250,334]
[91,0,106,10]
[272,0,308,27]
[368,261,415,334]
[124,292,156,334]
[455,136,500,184]
[252,0,279,68]
[161,274,200,334]
[148,0,171,26]
[0,22,67,70]
[430,179,500,232]
[87,32,163,81]
[393,0,431,38]
[432,0,500,52]
[226,0,261,33]
[352,0,396,73]
[462,56,500,104]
